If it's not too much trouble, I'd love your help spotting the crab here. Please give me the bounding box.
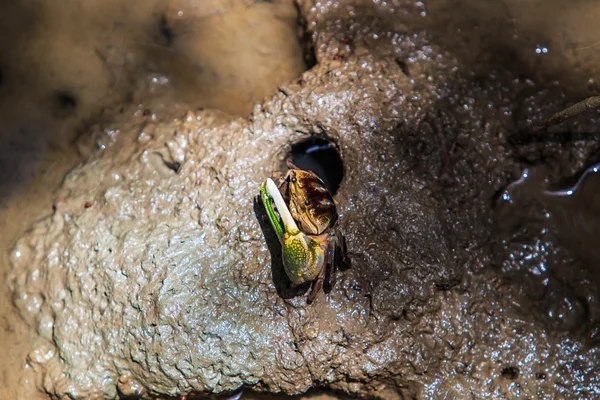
[260,160,349,302]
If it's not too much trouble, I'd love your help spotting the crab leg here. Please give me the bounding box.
[326,236,338,291]
[308,270,325,303]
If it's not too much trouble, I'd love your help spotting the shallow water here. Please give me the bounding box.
[498,162,600,291]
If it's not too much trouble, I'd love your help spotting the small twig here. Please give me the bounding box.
[534,96,600,130]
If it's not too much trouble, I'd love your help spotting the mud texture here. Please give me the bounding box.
[8,1,600,399]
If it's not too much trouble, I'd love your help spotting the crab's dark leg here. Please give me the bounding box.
[308,267,326,303]
[324,232,338,293]
[340,232,351,268]
[307,229,350,302]
[307,232,336,303]
[286,159,301,170]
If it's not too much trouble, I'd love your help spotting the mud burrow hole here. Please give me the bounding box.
[286,137,344,195]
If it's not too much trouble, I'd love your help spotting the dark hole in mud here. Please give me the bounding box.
[501,366,520,380]
[287,138,344,195]
[536,372,547,380]
[158,14,173,46]
[395,58,410,77]
[53,90,78,117]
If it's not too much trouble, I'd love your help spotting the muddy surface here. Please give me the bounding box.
[2,0,600,399]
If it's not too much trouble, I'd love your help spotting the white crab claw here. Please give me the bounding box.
[266,178,300,233]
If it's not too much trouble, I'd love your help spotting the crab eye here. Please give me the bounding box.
[291,177,297,183]
[305,199,310,205]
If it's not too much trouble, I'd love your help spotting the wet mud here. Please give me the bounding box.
[1,0,600,399]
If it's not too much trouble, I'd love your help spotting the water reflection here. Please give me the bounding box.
[499,162,600,265]
[495,163,600,330]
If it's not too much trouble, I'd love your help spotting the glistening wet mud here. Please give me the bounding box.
[495,160,600,333]
[2,0,600,399]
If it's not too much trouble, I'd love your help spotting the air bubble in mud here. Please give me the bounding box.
[286,138,344,195]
